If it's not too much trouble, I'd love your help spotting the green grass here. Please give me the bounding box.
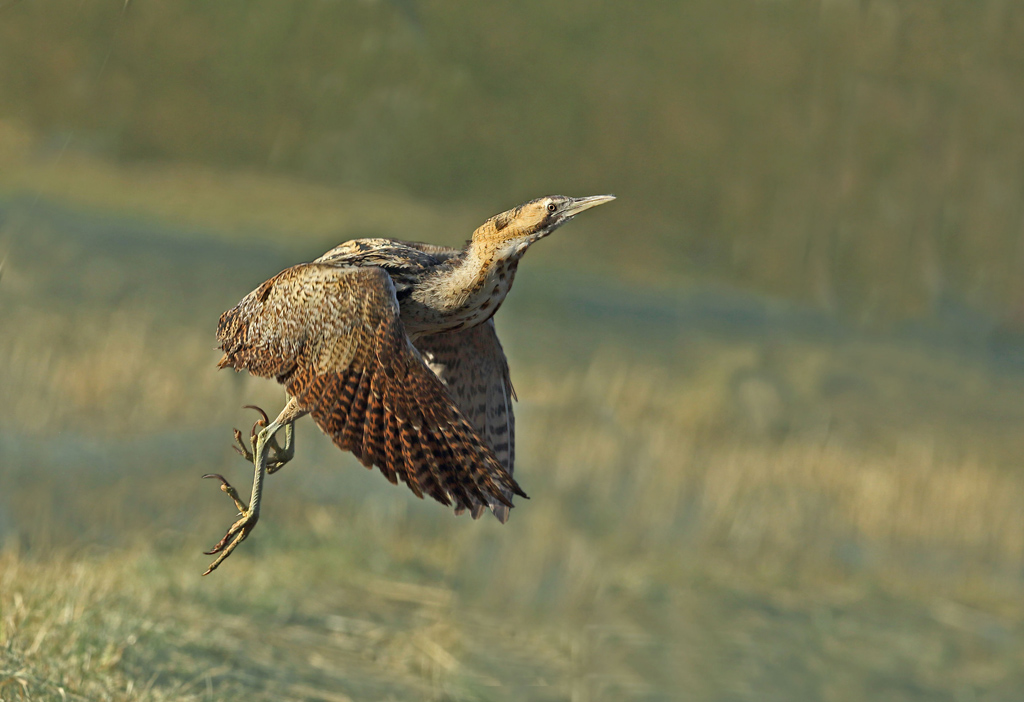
[3,196,1024,699]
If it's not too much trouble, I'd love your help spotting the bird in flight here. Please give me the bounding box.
[203,194,615,574]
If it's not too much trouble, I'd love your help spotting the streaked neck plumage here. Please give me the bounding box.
[404,236,523,336]
[400,194,615,337]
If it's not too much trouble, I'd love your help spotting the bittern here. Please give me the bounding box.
[204,194,615,574]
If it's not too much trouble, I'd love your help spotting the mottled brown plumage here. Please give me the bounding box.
[202,194,614,574]
[218,264,521,509]
[416,321,517,521]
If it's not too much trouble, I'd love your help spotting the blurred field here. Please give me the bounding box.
[3,187,1024,700]
[4,2,1024,699]
[3,1,1024,321]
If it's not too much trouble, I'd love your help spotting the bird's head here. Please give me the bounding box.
[471,194,615,258]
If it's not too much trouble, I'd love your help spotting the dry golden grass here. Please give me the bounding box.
[5,320,1024,699]
[4,191,1024,699]
[4,4,1024,691]
[1,544,615,701]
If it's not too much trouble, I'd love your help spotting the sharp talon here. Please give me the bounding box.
[203,540,229,556]
[202,513,258,574]
[203,472,248,514]
[242,407,268,423]
[243,405,269,438]
[243,404,269,424]
[203,404,283,576]
[204,533,229,555]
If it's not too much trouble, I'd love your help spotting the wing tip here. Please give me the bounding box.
[454,499,515,523]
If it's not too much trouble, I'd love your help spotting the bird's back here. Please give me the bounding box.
[316,237,508,337]
[316,238,457,293]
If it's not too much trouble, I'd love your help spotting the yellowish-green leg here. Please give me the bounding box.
[231,405,295,473]
[203,399,306,575]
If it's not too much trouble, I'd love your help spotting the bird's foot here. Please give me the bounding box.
[231,405,268,462]
[202,472,248,512]
[201,473,259,576]
[231,405,290,473]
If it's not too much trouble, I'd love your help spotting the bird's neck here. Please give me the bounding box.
[408,239,521,332]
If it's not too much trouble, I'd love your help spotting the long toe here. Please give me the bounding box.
[203,529,235,555]
[232,428,254,461]
[202,512,259,575]
[202,473,249,513]
[266,454,291,474]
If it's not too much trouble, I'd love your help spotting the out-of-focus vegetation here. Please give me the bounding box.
[3,1,1024,700]
[3,0,1024,322]
[4,199,1024,699]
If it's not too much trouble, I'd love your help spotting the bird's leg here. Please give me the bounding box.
[202,398,307,575]
[202,420,276,575]
[266,420,295,474]
[231,405,292,473]
[230,405,264,462]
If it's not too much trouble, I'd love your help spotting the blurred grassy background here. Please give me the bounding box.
[3,1,1024,700]
[4,0,1024,321]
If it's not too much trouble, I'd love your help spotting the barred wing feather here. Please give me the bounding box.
[415,320,517,522]
[215,263,525,518]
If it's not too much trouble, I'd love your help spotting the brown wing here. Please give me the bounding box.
[415,321,517,522]
[216,263,526,517]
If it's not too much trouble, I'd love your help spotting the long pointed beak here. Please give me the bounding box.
[562,194,616,218]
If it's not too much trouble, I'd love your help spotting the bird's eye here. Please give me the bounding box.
[546,203,557,213]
